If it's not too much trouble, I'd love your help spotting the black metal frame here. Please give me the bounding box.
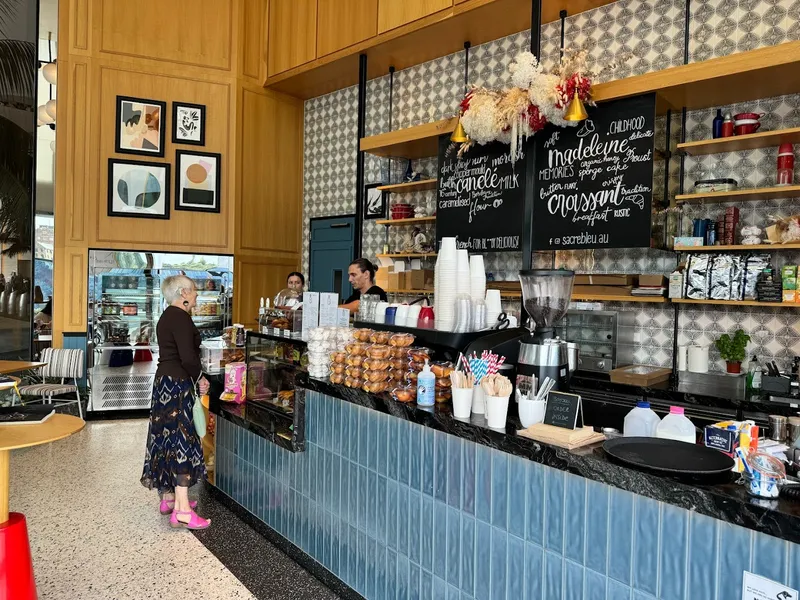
[354,54,368,260]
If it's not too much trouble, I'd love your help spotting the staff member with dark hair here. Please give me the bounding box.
[286,272,305,292]
[341,258,387,313]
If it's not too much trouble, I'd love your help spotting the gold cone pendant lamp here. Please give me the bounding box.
[564,90,588,122]
[450,117,469,143]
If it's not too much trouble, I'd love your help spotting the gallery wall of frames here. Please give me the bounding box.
[52,0,305,343]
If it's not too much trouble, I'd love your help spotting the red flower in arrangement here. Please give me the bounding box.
[460,91,473,113]
[526,104,548,132]
[556,73,592,108]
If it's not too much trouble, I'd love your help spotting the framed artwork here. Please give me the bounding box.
[172,101,206,146]
[364,183,387,220]
[115,96,166,157]
[175,150,221,213]
[107,159,171,219]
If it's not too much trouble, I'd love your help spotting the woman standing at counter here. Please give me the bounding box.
[140,274,211,530]
[341,258,387,313]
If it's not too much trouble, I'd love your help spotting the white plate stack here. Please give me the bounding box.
[456,249,470,296]
[469,255,486,302]
[435,237,458,331]
[485,289,502,329]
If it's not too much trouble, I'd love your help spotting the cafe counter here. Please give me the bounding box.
[210,376,800,600]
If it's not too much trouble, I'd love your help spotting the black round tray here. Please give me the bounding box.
[603,437,734,476]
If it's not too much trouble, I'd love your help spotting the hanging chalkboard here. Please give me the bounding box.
[436,136,525,252]
[532,93,656,250]
[543,391,583,430]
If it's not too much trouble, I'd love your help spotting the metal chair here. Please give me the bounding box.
[18,348,85,418]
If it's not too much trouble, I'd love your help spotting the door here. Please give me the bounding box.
[309,216,356,301]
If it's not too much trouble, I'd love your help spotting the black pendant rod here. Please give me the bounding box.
[559,10,567,58]
[354,53,367,260]
[522,0,542,273]
[464,41,471,94]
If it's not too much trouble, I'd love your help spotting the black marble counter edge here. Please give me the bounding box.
[212,375,800,545]
[210,397,306,453]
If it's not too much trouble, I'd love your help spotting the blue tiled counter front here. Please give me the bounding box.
[215,389,800,600]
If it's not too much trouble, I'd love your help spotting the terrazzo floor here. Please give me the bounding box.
[8,418,341,600]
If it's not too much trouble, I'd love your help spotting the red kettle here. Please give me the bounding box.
[418,306,435,329]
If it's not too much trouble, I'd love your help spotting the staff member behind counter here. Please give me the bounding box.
[340,258,388,314]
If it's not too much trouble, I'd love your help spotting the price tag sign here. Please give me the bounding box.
[742,572,798,600]
[543,391,583,430]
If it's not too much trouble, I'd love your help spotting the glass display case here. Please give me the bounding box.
[87,250,233,412]
[555,309,635,373]
[241,331,306,452]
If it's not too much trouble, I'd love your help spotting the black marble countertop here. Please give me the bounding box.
[293,376,800,545]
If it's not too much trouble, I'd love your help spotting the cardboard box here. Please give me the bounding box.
[408,269,434,290]
[572,285,633,297]
[783,265,797,278]
[375,268,389,290]
[638,274,667,287]
[783,290,796,302]
[668,270,684,298]
[783,276,797,291]
[387,271,402,290]
[573,275,636,286]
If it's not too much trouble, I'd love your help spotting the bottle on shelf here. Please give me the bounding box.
[655,406,696,444]
[623,401,661,437]
[748,355,762,390]
[721,112,734,138]
[712,108,724,139]
[777,143,795,186]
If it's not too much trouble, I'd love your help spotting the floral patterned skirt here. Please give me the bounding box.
[140,375,206,493]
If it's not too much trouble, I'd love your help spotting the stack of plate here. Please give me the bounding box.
[435,237,458,331]
[469,255,486,303]
[456,249,470,296]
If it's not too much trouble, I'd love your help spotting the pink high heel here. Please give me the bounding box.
[159,498,197,515]
[170,509,210,530]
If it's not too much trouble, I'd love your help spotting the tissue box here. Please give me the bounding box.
[674,236,705,247]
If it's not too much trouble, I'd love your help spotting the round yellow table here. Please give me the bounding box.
[0,414,84,600]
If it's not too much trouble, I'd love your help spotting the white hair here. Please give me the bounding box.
[161,274,195,304]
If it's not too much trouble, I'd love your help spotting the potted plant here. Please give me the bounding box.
[714,329,751,374]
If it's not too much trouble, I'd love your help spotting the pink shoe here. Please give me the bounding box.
[160,499,197,515]
[170,509,210,530]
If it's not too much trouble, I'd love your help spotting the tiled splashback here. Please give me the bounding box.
[216,392,800,600]
[302,0,800,372]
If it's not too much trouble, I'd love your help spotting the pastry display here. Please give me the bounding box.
[389,333,415,347]
[353,328,374,342]
[431,361,455,378]
[370,330,391,344]
[330,351,346,364]
[391,385,415,403]
[329,372,345,384]
[389,358,409,371]
[366,344,391,359]
[390,347,411,359]
[344,376,363,388]
[364,369,391,383]
[330,363,346,375]
[345,354,364,367]
[345,366,363,379]
[408,347,430,363]
[363,380,389,393]
[345,342,367,356]
[363,357,390,371]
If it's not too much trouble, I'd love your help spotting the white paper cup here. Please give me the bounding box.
[452,387,473,419]
[485,395,510,429]
[472,384,486,414]
[518,399,546,428]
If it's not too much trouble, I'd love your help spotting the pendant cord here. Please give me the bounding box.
[463,41,471,94]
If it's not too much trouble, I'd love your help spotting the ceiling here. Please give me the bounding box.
[39,0,58,41]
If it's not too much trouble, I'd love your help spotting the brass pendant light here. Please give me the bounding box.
[564,89,588,122]
[450,119,469,143]
[451,41,472,144]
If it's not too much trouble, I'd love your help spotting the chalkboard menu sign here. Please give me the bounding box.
[436,137,526,252]
[543,391,584,430]
[532,93,656,250]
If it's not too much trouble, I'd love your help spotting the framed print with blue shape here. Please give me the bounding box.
[107,159,170,219]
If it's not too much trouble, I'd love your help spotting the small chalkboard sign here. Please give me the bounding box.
[544,391,583,430]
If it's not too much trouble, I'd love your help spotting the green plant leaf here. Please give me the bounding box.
[0,39,36,101]
[0,162,31,256]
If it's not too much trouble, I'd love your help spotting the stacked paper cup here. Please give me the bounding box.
[456,249,470,296]
[435,237,458,331]
[469,255,486,302]
[485,289,502,329]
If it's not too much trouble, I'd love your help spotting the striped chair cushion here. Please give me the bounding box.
[19,383,78,396]
[40,348,84,379]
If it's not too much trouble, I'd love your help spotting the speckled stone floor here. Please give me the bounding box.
[8,418,340,600]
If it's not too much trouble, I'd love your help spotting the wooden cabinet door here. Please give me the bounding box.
[268,0,318,76]
[317,0,378,57]
[377,0,452,34]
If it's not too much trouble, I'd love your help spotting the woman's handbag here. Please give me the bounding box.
[191,379,207,438]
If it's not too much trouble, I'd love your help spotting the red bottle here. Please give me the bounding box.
[721,112,734,138]
[777,143,795,186]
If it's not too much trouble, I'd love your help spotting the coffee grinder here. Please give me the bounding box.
[517,269,577,395]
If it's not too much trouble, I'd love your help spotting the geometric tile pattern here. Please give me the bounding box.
[303,0,800,370]
[216,393,800,600]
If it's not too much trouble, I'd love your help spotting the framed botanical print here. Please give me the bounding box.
[175,150,221,213]
[172,101,206,146]
[107,159,170,219]
[364,182,387,220]
[115,96,166,157]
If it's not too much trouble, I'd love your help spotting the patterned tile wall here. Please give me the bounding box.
[216,393,800,600]
[301,0,800,370]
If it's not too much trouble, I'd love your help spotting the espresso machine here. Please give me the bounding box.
[517,269,577,394]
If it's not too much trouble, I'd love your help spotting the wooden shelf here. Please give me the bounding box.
[361,119,457,159]
[677,127,800,156]
[377,179,438,193]
[264,0,617,99]
[672,299,794,307]
[675,184,800,204]
[377,252,437,258]
[593,41,800,115]
[385,288,433,294]
[675,243,800,252]
[375,216,436,226]
[571,294,667,303]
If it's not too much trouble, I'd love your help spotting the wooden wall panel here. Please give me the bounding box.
[99,0,233,70]
[94,66,232,251]
[267,0,318,76]
[377,0,452,33]
[237,88,303,254]
[240,0,269,81]
[70,0,89,51]
[65,61,90,243]
[234,255,300,324]
[317,0,377,57]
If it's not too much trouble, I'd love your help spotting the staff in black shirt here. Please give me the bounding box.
[341,258,388,313]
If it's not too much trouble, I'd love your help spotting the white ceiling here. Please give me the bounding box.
[39,0,58,42]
